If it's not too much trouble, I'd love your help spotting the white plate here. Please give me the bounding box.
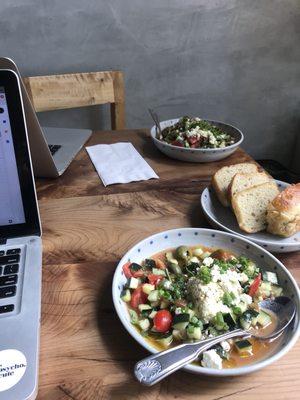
[150,118,243,163]
[201,180,300,253]
[112,228,300,377]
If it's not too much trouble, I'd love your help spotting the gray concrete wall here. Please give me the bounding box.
[0,0,299,167]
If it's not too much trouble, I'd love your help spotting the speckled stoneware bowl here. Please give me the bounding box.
[150,118,243,162]
[112,228,300,377]
[201,180,300,253]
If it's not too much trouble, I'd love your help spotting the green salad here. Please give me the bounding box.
[157,116,235,149]
[120,245,283,369]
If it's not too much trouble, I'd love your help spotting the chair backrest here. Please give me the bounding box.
[23,70,125,130]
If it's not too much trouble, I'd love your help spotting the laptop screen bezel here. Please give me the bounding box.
[0,69,41,239]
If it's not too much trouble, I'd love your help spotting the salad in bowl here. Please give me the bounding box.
[120,244,284,370]
[157,116,235,149]
[150,117,243,162]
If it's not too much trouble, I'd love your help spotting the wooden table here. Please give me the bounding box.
[37,130,299,400]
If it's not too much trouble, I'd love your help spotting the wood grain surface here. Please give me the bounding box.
[36,130,300,400]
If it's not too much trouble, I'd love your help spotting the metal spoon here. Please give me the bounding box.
[134,296,295,386]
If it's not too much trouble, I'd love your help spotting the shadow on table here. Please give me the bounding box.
[94,263,240,399]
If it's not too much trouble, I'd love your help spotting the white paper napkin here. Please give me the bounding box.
[86,142,159,186]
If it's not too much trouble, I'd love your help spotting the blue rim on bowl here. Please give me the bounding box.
[112,228,300,377]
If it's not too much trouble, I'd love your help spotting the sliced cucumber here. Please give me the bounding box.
[187,325,202,340]
[157,334,173,347]
[271,284,283,297]
[138,304,152,312]
[173,313,190,330]
[142,283,155,294]
[172,329,184,341]
[152,268,166,276]
[259,281,272,297]
[139,318,150,331]
[239,309,259,330]
[148,290,160,302]
[129,309,139,324]
[235,339,252,353]
[120,289,131,302]
[263,271,278,285]
[257,310,272,327]
[128,277,139,289]
[187,309,195,320]
[148,310,157,319]
[223,312,237,329]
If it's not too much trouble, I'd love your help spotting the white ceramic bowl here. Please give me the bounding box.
[201,180,300,253]
[112,228,300,377]
[150,118,244,162]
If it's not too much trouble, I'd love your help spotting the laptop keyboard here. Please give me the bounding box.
[48,144,62,155]
[0,247,21,313]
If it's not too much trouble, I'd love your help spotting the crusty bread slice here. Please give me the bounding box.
[212,163,260,207]
[232,181,280,233]
[228,172,271,204]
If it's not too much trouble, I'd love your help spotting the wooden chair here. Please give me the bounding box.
[23,70,125,130]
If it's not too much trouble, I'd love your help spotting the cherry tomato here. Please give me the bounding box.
[122,262,133,278]
[171,140,184,147]
[155,259,166,270]
[248,273,261,297]
[131,269,145,278]
[187,136,198,145]
[130,287,148,309]
[148,274,164,286]
[153,310,172,333]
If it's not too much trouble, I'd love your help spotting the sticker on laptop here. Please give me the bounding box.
[0,349,27,392]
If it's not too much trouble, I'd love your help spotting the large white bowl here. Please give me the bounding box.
[150,118,244,162]
[201,181,300,253]
[112,228,300,377]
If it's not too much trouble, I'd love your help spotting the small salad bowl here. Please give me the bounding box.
[150,118,244,163]
[112,228,300,377]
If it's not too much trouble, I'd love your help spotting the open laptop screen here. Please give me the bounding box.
[0,86,26,226]
[0,70,40,239]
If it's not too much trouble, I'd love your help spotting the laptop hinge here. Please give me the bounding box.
[0,238,7,245]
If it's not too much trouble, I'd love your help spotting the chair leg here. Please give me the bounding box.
[111,71,125,130]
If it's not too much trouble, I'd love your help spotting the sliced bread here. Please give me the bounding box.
[228,172,271,204]
[232,181,280,233]
[212,163,260,207]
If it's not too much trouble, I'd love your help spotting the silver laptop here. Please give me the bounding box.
[0,57,92,178]
[0,69,42,399]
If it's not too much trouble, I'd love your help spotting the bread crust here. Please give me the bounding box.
[266,183,300,237]
[211,162,259,207]
[232,181,279,233]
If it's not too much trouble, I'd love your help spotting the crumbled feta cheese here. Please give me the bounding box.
[218,269,243,298]
[220,340,231,352]
[210,265,221,282]
[187,278,230,322]
[201,350,223,369]
[162,280,172,290]
[189,256,200,264]
[175,307,183,315]
[202,257,214,267]
[240,293,253,305]
[238,272,249,284]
